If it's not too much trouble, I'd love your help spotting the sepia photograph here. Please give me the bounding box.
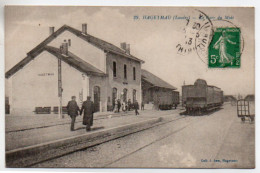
[4,6,255,169]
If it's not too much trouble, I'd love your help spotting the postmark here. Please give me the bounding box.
[176,9,213,64]
[177,10,244,68]
[208,27,241,68]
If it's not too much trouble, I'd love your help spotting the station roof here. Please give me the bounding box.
[28,25,144,63]
[141,69,177,90]
[45,46,106,77]
[5,46,106,78]
[5,24,144,78]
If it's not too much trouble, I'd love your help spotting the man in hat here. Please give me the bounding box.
[134,100,140,115]
[117,99,121,113]
[66,96,80,131]
[80,96,95,131]
[128,99,132,111]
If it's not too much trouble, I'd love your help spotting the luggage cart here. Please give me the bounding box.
[237,99,254,122]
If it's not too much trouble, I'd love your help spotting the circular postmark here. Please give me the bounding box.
[176,9,213,64]
[194,10,214,64]
[177,9,244,68]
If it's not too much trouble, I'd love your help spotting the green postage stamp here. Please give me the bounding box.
[208,28,241,68]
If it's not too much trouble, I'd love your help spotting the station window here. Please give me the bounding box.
[133,89,136,102]
[124,64,127,79]
[113,61,117,77]
[133,67,136,80]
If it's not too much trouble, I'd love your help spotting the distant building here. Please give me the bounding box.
[244,94,255,102]
[224,95,237,102]
[141,69,179,109]
[5,24,144,115]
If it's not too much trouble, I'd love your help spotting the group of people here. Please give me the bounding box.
[66,96,94,131]
[67,96,145,132]
[113,99,144,115]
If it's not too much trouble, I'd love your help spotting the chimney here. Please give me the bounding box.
[120,42,127,51]
[60,40,68,55]
[82,24,87,35]
[68,39,71,46]
[126,44,130,54]
[120,42,130,54]
[49,27,55,35]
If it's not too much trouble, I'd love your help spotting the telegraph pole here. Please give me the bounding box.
[58,42,65,119]
[58,56,63,118]
[58,40,69,119]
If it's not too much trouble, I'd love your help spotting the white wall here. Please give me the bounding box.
[10,51,87,115]
[47,30,106,73]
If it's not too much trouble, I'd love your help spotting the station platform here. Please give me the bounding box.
[5,108,181,151]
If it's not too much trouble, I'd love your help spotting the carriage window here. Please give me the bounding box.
[124,64,127,79]
[113,61,117,77]
[133,67,136,80]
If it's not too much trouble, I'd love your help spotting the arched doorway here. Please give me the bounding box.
[94,86,100,112]
[112,88,117,110]
[123,88,128,102]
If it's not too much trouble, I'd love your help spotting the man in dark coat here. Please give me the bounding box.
[128,99,132,111]
[67,96,80,131]
[117,99,121,113]
[134,100,139,115]
[80,96,95,131]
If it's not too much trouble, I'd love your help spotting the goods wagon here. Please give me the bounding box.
[158,90,180,110]
[182,79,223,114]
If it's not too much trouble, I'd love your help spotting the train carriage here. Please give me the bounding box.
[158,90,179,110]
[182,79,223,114]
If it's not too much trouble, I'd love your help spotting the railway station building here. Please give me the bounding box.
[5,24,144,115]
[224,95,237,102]
[141,69,178,110]
[244,94,255,102]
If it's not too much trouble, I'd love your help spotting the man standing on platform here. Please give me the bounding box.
[128,99,132,111]
[80,96,95,131]
[141,101,145,110]
[134,100,139,115]
[67,96,80,131]
[117,99,121,113]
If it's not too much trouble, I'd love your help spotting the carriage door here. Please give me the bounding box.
[94,86,100,112]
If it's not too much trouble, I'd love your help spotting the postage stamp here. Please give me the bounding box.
[208,27,241,68]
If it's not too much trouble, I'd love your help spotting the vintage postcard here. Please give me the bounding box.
[4,6,255,168]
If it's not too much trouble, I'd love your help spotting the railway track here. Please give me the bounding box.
[103,125,189,167]
[102,114,212,168]
[6,109,184,167]
[29,112,212,168]
[24,113,188,167]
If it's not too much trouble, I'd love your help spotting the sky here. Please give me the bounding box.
[5,6,255,97]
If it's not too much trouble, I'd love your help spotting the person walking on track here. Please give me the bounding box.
[67,96,80,131]
[80,96,95,132]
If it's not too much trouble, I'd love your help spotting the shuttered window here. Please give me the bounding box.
[113,61,117,77]
[133,67,136,80]
[124,64,127,79]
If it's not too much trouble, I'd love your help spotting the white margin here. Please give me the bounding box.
[0,1,258,173]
